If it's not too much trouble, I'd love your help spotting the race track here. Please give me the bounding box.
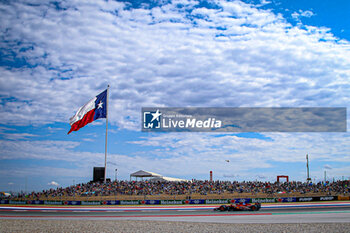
[1,202,350,223]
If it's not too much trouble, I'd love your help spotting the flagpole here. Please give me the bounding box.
[306,153,311,183]
[104,85,110,183]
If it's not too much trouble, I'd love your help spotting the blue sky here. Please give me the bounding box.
[1,0,350,193]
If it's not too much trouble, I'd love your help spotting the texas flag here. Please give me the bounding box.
[68,89,107,134]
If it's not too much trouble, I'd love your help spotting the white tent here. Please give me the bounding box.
[129,170,189,182]
[130,170,162,180]
[150,176,189,182]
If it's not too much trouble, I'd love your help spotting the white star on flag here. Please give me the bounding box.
[151,109,162,122]
[97,101,103,109]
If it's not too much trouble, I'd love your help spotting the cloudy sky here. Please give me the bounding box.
[1,0,349,193]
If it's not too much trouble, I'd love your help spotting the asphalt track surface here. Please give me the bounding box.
[1,202,350,223]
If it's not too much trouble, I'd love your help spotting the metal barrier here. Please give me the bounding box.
[1,195,347,205]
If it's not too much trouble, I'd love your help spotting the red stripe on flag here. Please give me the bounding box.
[68,109,95,134]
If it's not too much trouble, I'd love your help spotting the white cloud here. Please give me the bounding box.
[292,10,315,21]
[82,138,95,142]
[0,133,37,140]
[125,132,350,180]
[131,132,350,161]
[259,0,271,6]
[0,0,348,129]
[0,131,349,183]
[0,139,104,164]
[300,10,314,18]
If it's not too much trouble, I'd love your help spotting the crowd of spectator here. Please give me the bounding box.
[9,179,350,200]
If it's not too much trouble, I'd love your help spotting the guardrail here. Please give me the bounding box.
[5,192,346,202]
[1,195,348,205]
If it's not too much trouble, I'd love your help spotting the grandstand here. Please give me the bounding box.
[5,180,350,202]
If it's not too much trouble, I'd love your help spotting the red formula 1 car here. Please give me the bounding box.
[214,202,261,211]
